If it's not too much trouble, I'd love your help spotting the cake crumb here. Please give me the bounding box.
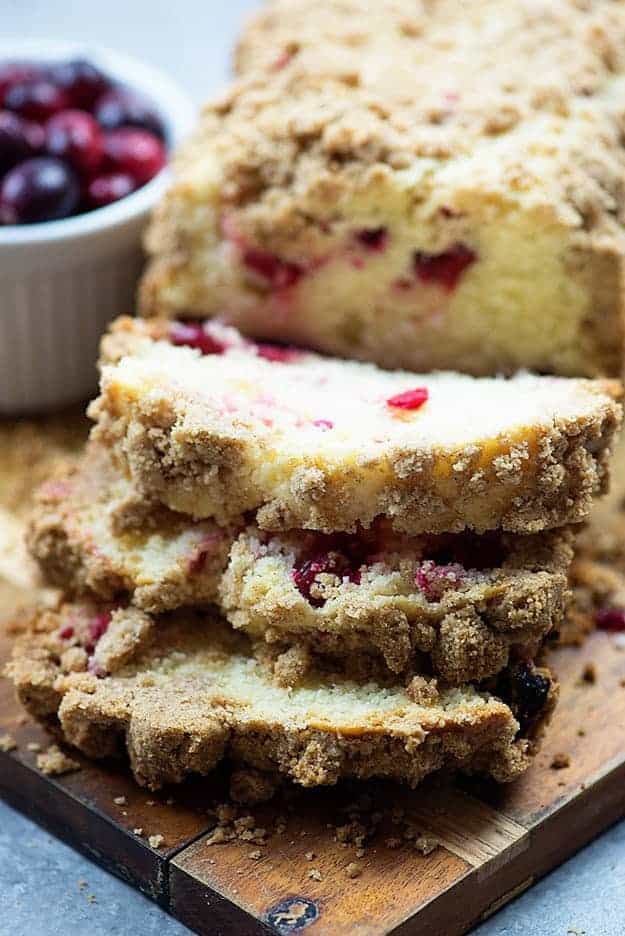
[308,868,322,881]
[578,728,586,737]
[247,849,263,860]
[36,744,80,776]
[146,800,156,807]
[87,894,97,904]
[581,663,596,684]
[113,796,127,806]
[305,851,315,861]
[406,675,439,706]
[551,753,571,770]
[26,742,41,752]
[355,847,365,858]
[133,828,143,836]
[385,837,402,849]
[345,862,361,879]
[149,834,164,849]
[77,879,87,891]
[0,733,16,753]
[414,834,439,856]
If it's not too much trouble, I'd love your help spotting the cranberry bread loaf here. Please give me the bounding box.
[90,317,621,536]
[27,442,573,682]
[5,602,558,790]
[141,0,625,378]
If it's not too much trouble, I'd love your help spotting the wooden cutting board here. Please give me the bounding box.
[2,413,625,936]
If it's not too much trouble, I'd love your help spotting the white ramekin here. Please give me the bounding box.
[0,39,196,414]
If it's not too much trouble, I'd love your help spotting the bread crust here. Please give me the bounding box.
[5,603,557,790]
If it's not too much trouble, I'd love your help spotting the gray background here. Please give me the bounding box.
[1,2,624,933]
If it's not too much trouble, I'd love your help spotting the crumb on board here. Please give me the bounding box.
[345,861,361,879]
[581,663,597,684]
[36,744,80,776]
[148,834,164,849]
[133,828,143,836]
[0,733,17,753]
[26,742,41,752]
[146,799,156,807]
[551,753,571,770]
[77,880,87,891]
[247,849,263,860]
[305,851,315,861]
[308,868,322,881]
[113,796,127,806]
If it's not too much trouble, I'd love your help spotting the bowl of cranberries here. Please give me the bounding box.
[0,40,195,413]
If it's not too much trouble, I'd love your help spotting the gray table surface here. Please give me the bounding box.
[2,2,624,934]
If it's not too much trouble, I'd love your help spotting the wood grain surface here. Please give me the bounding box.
[1,414,625,936]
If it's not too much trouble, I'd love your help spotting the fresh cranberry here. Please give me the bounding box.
[292,535,367,606]
[595,607,625,632]
[0,157,80,224]
[0,110,43,171]
[415,560,465,601]
[4,79,69,121]
[46,59,110,109]
[386,387,429,410]
[46,109,103,174]
[256,343,302,363]
[84,611,111,654]
[355,227,388,251]
[58,624,75,640]
[103,127,166,185]
[242,247,303,290]
[170,321,226,355]
[95,87,166,140]
[413,243,476,291]
[0,62,43,100]
[86,171,135,208]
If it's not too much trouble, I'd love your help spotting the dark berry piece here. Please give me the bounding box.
[46,58,110,109]
[0,62,43,100]
[0,156,80,224]
[413,243,476,291]
[170,321,226,355]
[497,663,551,737]
[0,110,43,172]
[4,79,69,121]
[103,127,166,185]
[95,87,166,139]
[255,342,302,363]
[292,534,367,606]
[46,109,103,174]
[595,606,625,632]
[84,611,111,654]
[354,226,388,251]
[86,171,135,208]
[242,247,303,290]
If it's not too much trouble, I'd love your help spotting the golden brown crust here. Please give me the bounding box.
[140,0,625,378]
[90,317,622,538]
[5,602,556,790]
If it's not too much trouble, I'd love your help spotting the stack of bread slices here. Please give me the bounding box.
[8,0,625,795]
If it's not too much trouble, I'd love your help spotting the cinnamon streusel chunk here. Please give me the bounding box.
[142,0,625,379]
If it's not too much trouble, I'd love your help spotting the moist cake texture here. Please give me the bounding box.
[90,317,622,536]
[141,0,625,378]
[27,441,573,683]
[5,602,558,790]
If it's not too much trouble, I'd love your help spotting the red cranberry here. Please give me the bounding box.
[0,62,43,100]
[87,171,135,208]
[46,109,103,174]
[0,157,80,224]
[170,321,226,355]
[4,79,69,121]
[46,59,110,109]
[595,607,625,632]
[355,227,388,251]
[0,110,43,171]
[256,343,302,363]
[242,247,303,290]
[415,560,465,601]
[58,624,75,640]
[386,387,429,410]
[103,127,166,185]
[292,535,367,606]
[84,611,111,654]
[95,87,166,140]
[413,243,476,292]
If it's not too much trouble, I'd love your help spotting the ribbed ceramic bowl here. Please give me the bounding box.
[0,39,196,414]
